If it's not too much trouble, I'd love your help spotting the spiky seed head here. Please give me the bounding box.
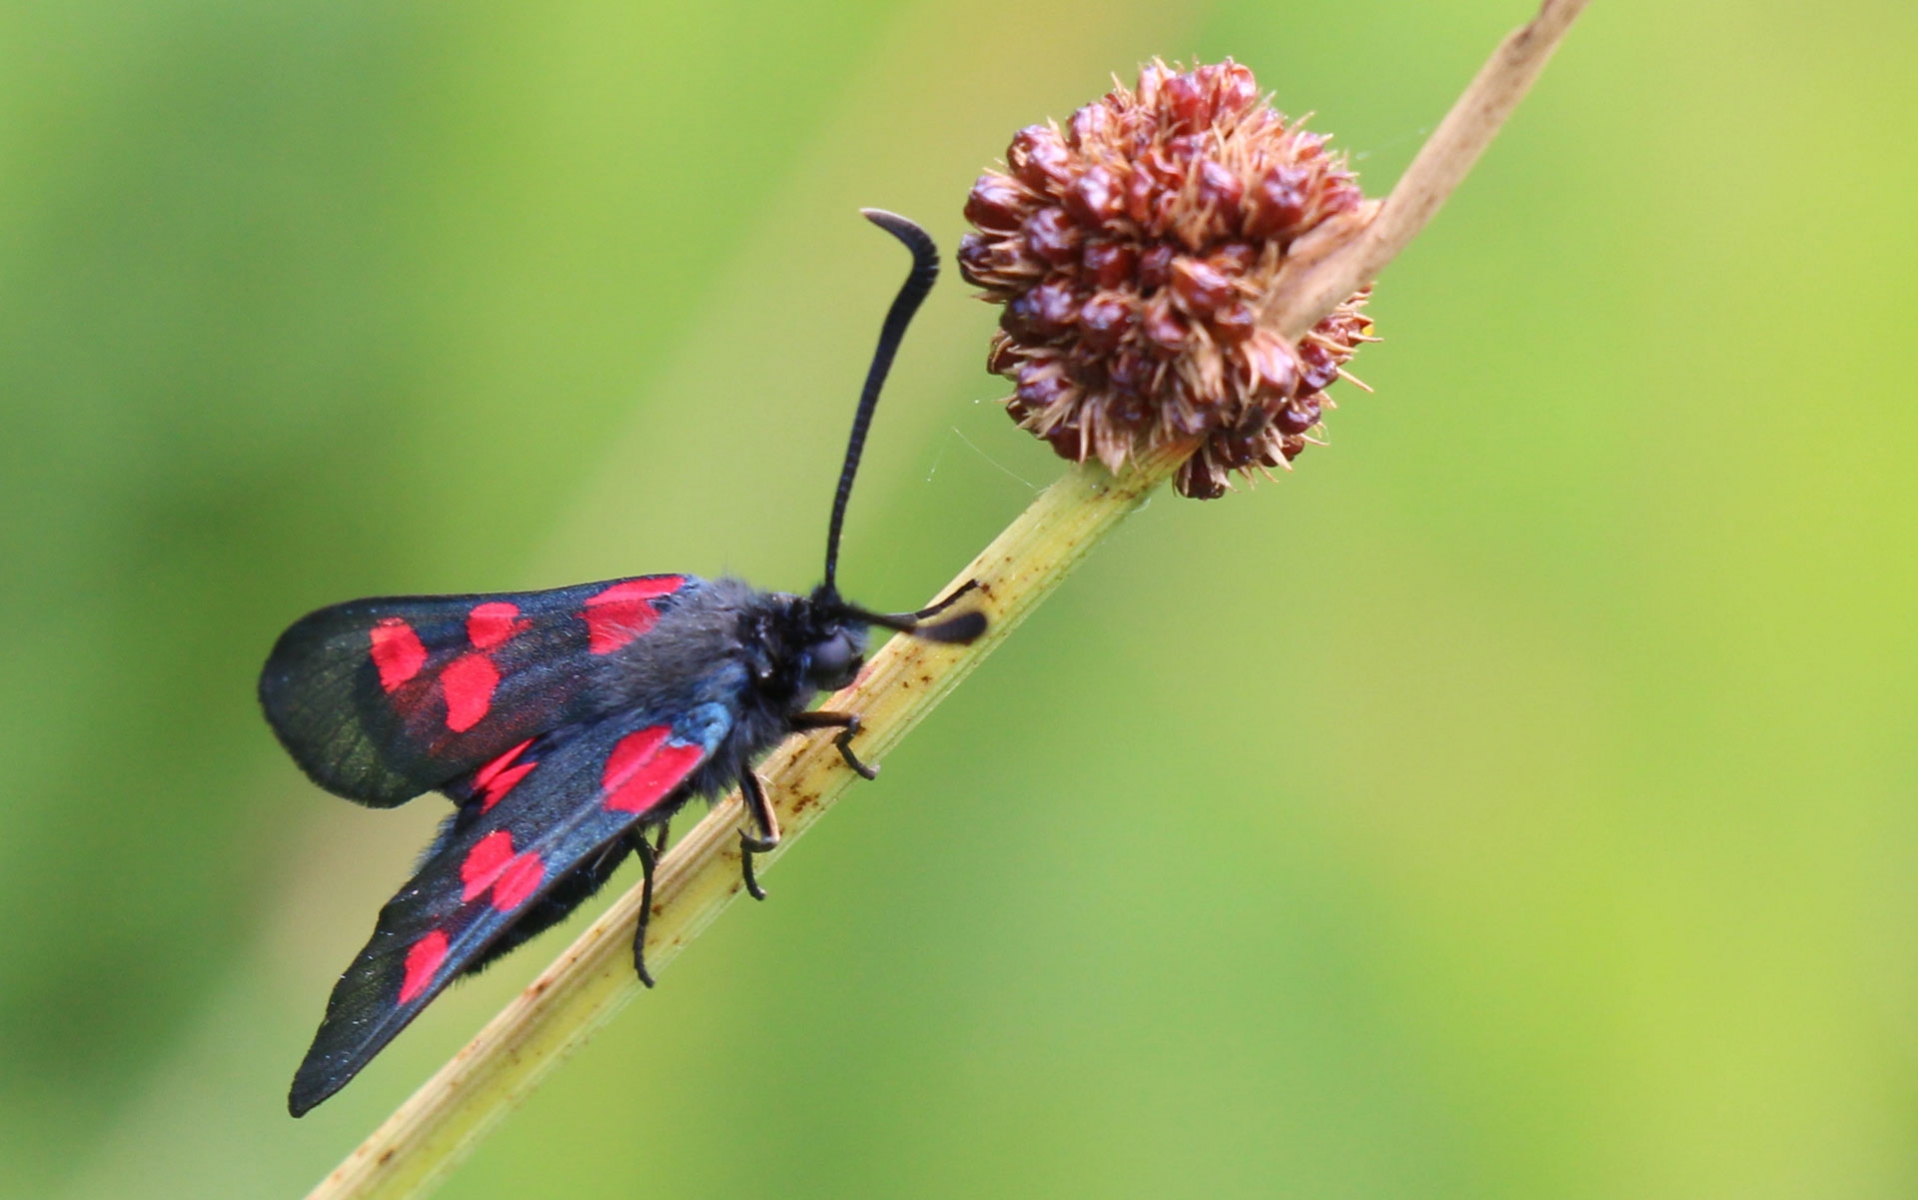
[959,59,1378,499]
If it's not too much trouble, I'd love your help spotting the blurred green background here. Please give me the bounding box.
[4,0,1915,1196]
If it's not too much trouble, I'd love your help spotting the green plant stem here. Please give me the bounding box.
[304,3,1589,1195]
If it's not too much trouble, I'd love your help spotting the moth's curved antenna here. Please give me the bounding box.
[822,209,940,597]
[839,604,986,645]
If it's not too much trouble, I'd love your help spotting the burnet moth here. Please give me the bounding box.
[262,211,985,1117]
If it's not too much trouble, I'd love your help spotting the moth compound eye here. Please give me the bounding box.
[808,632,860,690]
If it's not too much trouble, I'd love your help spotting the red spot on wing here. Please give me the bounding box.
[399,930,448,1005]
[369,618,428,692]
[440,653,500,733]
[459,828,545,910]
[460,830,516,901]
[583,577,684,655]
[467,602,531,651]
[472,739,537,812]
[603,725,703,813]
[492,853,544,912]
[604,726,666,780]
[480,762,536,810]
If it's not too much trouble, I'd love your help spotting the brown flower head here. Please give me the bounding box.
[959,59,1379,499]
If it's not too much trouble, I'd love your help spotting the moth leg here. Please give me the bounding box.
[652,819,670,857]
[628,828,661,988]
[790,709,878,780]
[738,771,780,902]
[907,577,980,621]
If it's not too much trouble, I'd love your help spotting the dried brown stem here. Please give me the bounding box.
[1263,0,1592,336]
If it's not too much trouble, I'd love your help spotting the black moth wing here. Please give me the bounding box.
[260,574,697,806]
[287,699,733,1116]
